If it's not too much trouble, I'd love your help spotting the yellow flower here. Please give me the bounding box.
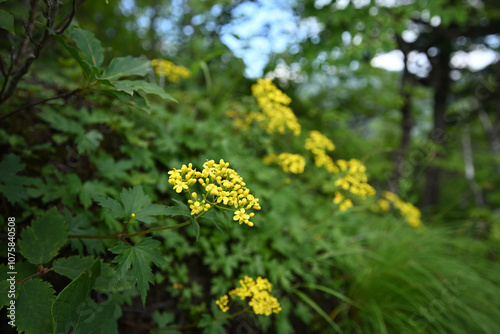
[378,191,423,227]
[216,276,281,316]
[339,199,353,211]
[305,130,335,154]
[215,295,230,312]
[151,59,190,82]
[250,79,301,136]
[167,159,261,226]
[266,152,306,174]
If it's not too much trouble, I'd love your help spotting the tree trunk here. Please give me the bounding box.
[422,45,451,210]
[388,54,413,194]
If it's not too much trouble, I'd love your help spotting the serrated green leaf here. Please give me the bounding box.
[0,9,15,35]
[94,262,134,292]
[16,279,55,334]
[19,208,69,264]
[76,129,103,154]
[74,298,120,334]
[191,217,200,241]
[121,186,150,216]
[1,262,38,309]
[37,108,84,134]
[80,180,113,209]
[101,56,152,80]
[53,256,95,280]
[94,195,125,219]
[49,29,92,81]
[71,28,104,71]
[120,186,173,223]
[202,215,224,233]
[110,80,177,102]
[109,238,165,306]
[161,205,192,218]
[0,153,33,205]
[64,209,106,255]
[135,204,174,223]
[100,88,150,112]
[52,259,101,333]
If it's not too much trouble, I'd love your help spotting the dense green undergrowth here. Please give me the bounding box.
[1,8,500,334]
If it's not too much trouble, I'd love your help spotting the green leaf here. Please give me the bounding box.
[19,208,69,264]
[120,186,174,223]
[160,205,191,218]
[0,153,33,205]
[0,9,15,35]
[65,210,106,255]
[191,217,200,241]
[37,108,84,134]
[292,289,343,333]
[80,180,113,209]
[110,238,165,306]
[49,29,92,81]
[52,259,101,333]
[16,279,55,334]
[110,80,177,102]
[99,88,151,112]
[71,27,104,71]
[53,256,95,280]
[94,195,125,219]
[101,56,152,80]
[76,129,103,154]
[74,298,120,334]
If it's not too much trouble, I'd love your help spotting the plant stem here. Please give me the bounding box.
[68,220,192,239]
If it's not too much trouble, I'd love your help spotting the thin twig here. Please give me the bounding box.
[0,87,82,121]
[56,0,77,34]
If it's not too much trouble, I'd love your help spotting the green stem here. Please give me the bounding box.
[68,220,192,239]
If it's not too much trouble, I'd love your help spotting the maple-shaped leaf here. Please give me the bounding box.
[109,238,165,305]
[94,185,189,224]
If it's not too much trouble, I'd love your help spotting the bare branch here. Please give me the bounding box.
[0,87,82,121]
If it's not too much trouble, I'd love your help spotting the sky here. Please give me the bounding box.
[219,0,500,78]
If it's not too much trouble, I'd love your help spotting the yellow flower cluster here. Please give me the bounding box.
[226,109,254,130]
[216,276,282,316]
[305,131,338,173]
[333,192,353,211]
[375,191,422,227]
[251,79,301,136]
[263,153,306,174]
[334,159,376,201]
[151,59,190,82]
[167,159,261,227]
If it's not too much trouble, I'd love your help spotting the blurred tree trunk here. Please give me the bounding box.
[422,42,451,210]
[388,41,413,194]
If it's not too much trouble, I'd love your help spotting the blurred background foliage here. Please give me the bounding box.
[1,0,500,333]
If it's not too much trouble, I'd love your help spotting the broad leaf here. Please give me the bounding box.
[76,129,103,154]
[191,217,200,241]
[93,196,124,219]
[110,80,177,102]
[64,209,106,255]
[71,28,104,71]
[0,153,33,205]
[52,259,101,333]
[49,29,92,81]
[95,186,187,223]
[19,208,68,264]
[0,9,15,35]
[74,298,120,334]
[110,238,165,305]
[101,56,152,80]
[53,256,95,280]
[16,279,55,334]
